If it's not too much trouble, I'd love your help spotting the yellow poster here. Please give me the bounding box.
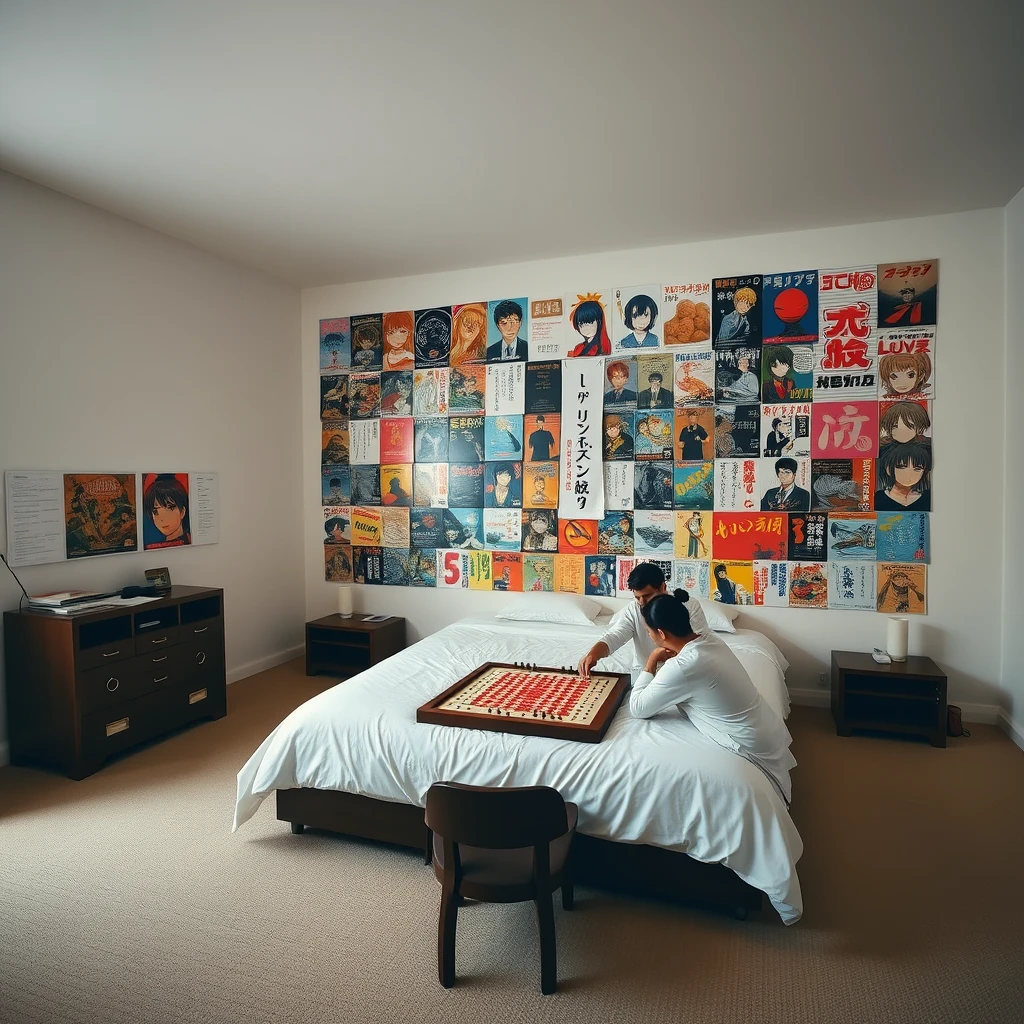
[554,554,585,594]
[468,550,493,590]
[351,506,383,547]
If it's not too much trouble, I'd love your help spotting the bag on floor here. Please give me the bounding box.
[946,704,970,738]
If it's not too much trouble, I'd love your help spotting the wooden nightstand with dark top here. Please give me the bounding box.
[831,650,947,747]
[305,614,406,679]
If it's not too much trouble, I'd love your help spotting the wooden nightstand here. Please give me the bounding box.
[831,650,947,747]
[305,613,406,678]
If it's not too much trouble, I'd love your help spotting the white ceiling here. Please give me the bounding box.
[2,1,1022,287]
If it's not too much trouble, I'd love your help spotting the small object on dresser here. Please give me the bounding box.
[871,648,891,664]
[145,567,172,594]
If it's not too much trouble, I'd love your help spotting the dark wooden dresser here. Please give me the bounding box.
[4,585,226,779]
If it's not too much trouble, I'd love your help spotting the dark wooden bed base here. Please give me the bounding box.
[276,787,764,919]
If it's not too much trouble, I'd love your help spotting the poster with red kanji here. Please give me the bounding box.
[712,513,787,562]
[877,260,938,328]
[814,265,878,401]
[811,401,879,458]
[714,458,758,511]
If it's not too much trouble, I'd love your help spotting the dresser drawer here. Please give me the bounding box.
[77,638,134,673]
[78,660,146,716]
[134,626,179,656]
[158,677,226,728]
[80,691,165,764]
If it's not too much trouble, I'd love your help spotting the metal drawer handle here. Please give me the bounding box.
[189,688,208,704]
[196,652,206,665]
[153,675,168,683]
[151,637,168,645]
[106,677,119,692]
[193,626,208,634]
[105,717,129,737]
[152,655,168,663]
[103,650,121,658]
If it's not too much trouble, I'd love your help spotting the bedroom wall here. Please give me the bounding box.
[302,207,1007,714]
[0,171,306,764]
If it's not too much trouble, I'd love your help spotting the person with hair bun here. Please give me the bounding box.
[630,590,795,805]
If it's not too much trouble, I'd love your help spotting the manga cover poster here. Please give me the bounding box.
[555,554,586,594]
[349,464,381,505]
[522,461,559,509]
[353,546,384,585]
[811,458,874,512]
[878,347,934,402]
[483,508,522,551]
[324,543,353,584]
[714,404,760,457]
[491,551,523,592]
[414,463,448,508]
[140,473,186,551]
[321,422,349,465]
[711,560,753,606]
[879,397,931,450]
[485,415,524,461]
[349,373,381,419]
[486,298,529,362]
[789,562,828,609]
[811,401,878,458]
[875,441,931,512]
[468,550,493,590]
[322,505,351,545]
[787,511,828,561]
[486,361,527,415]
[633,410,674,462]
[351,506,384,547]
[712,275,762,347]
[520,509,559,553]
[715,347,761,405]
[762,271,818,344]
[525,359,562,413]
[815,265,878,401]
[381,506,411,549]
[450,303,488,365]
[524,413,559,462]
[348,419,380,465]
[383,547,437,588]
[827,512,877,561]
[603,413,635,461]
[523,554,556,592]
[615,557,637,596]
[603,357,639,411]
[322,465,351,506]
[612,285,662,351]
[673,349,716,407]
[598,511,634,556]
[380,419,414,463]
[447,463,485,508]
[564,291,612,358]
[414,417,449,463]
[414,307,452,368]
[662,283,712,345]
[876,511,930,563]
[350,314,383,372]
[675,509,711,560]
[636,352,674,410]
[828,561,877,611]
[381,311,416,372]
[449,415,485,463]
[712,513,787,562]
[757,456,811,512]
[714,458,758,512]
[753,561,791,607]
[877,563,927,614]
[584,555,617,597]
[634,510,675,557]
[633,461,675,510]
[761,403,811,458]
[760,343,815,402]
[379,463,413,507]
[436,549,470,589]
[672,560,711,599]
[413,368,449,417]
[675,408,714,462]
[448,364,486,414]
[320,317,351,374]
[320,375,349,420]
[447,508,485,550]
[674,461,714,511]
[410,507,445,548]
[379,371,413,417]
[528,299,564,360]
[484,461,522,508]
[604,460,635,510]
[877,260,938,328]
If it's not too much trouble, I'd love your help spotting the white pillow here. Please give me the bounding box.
[695,598,738,633]
[496,593,602,626]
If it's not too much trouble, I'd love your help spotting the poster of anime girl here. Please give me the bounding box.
[450,303,488,364]
[762,271,818,344]
[448,364,486,414]
[672,559,711,599]
[523,554,556,592]
[320,375,349,420]
[878,350,934,401]
[673,349,716,406]
[379,371,413,417]
[139,473,187,551]
[712,276,762,346]
[662,283,712,345]
[879,399,931,450]
[876,511,930,563]
[555,554,586,594]
[564,291,612,358]
[760,343,815,401]
[875,441,931,512]
[321,422,349,465]
[322,465,351,506]
[753,561,791,607]
[319,317,351,374]
[877,563,927,614]
[876,326,935,391]
[350,314,383,371]
[827,561,876,611]
[324,543,353,583]
[380,311,416,371]
[877,260,938,328]
[612,286,661,351]
[788,562,828,609]
[486,298,529,362]
[414,307,452,368]
[711,560,753,606]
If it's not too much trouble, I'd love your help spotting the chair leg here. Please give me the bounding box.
[438,888,458,988]
[561,859,574,911]
[535,892,557,995]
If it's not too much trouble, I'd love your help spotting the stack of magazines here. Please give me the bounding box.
[27,590,120,614]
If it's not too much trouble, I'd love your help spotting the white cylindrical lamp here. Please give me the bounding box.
[886,616,909,662]
[337,584,354,618]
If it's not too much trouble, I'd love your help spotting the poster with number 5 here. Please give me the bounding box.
[436,548,469,589]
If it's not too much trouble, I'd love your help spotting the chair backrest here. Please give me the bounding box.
[425,782,568,849]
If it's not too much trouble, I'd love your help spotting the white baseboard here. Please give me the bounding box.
[227,645,304,685]
[0,741,8,768]
[998,710,1024,752]
[788,687,830,709]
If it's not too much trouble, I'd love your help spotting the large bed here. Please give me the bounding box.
[234,611,804,924]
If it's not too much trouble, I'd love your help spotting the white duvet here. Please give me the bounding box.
[234,616,803,924]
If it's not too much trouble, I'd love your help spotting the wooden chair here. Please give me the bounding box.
[424,781,578,995]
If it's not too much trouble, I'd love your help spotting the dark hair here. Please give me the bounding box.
[322,332,347,346]
[329,477,342,487]
[769,345,794,369]
[144,474,189,526]
[536,414,545,423]
[492,462,514,481]
[493,299,523,325]
[877,440,931,492]
[775,457,798,474]
[625,294,658,329]
[641,590,693,638]
[647,372,663,383]
[626,562,665,591]
[772,417,782,429]
[324,516,347,536]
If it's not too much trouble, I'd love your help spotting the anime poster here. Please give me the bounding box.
[380,311,416,372]
[447,508,485,550]
[559,359,605,519]
[603,413,635,461]
[876,563,927,614]
[140,473,186,551]
[413,367,449,417]
[604,460,635,510]
[380,419,414,463]
[634,510,675,557]
[353,546,384,585]
[673,348,716,407]
[447,463,485,507]
[321,422,349,465]
[879,399,931,449]
[491,551,524,592]
[555,554,586,594]
[525,359,562,413]
[877,260,938,328]
[468,550,493,590]
[383,547,437,588]
[379,463,413,507]
[633,462,675,510]
[484,461,522,508]
[615,557,637,596]
[675,509,711,559]
[811,459,874,512]
[787,511,828,561]
[811,401,878,458]
[448,364,486,414]
[757,456,811,512]
[712,512,787,562]
[520,508,559,552]
[320,375,349,420]
[414,417,449,463]
[761,403,811,457]
[603,357,639,411]
[322,465,351,506]
[711,560,753,606]
[436,549,470,589]
[633,410,674,461]
[674,461,714,511]
[483,508,522,551]
[484,416,524,460]
[523,554,555,592]
[524,413,559,462]
[324,543,353,584]
[584,556,617,596]
[486,298,529,362]
[381,506,411,548]
[762,271,818,344]
[486,361,527,415]
[322,505,351,546]
[350,314,383,372]
[876,511,930,563]
[672,559,711,599]
[753,560,791,607]
[760,343,815,401]
[714,404,760,457]
[529,299,564,360]
[414,307,452,368]
[379,371,413,417]
[875,441,931,512]
[828,561,876,611]
[674,408,714,462]
[662,283,712,345]
[714,458,758,512]
[351,506,384,547]
[410,507,445,548]
[815,265,878,401]
[712,275,762,346]
[448,416,485,462]
[612,285,662,351]
[513,460,556,510]
[789,562,828,609]
[878,347,934,402]
[565,291,612,358]
[635,352,674,410]
[558,518,599,555]
[450,303,488,365]
[598,511,634,556]
[349,373,381,419]
[350,464,381,505]
[320,317,351,374]
[348,419,380,465]
[827,512,877,561]
[715,347,761,405]
[414,463,448,508]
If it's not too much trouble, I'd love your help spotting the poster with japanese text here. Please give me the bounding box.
[811,459,874,512]
[468,550,493,590]
[486,360,527,415]
[410,508,445,548]
[712,276,762,346]
[380,418,414,463]
[525,359,562,413]
[64,474,138,559]
[815,265,878,401]
[811,401,878,459]
[673,348,716,406]
[353,546,384,584]
[787,512,828,561]
[762,271,818,344]
[714,458,758,512]
[612,285,662,351]
[714,404,760,457]
[662,283,712,345]
[348,419,380,465]
[827,561,876,610]
[877,333,935,401]
[761,403,811,458]
[877,260,938,328]
[528,299,563,360]
[604,460,635,510]
[715,347,761,405]
[672,560,710,599]
[414,417,449,463]
[320,317,351,374]
[555,554,586,594]
[826,512,877,561]
[615,557,637,596]
[523,461,558,509]
[753,560,791,607]
[558,358,605,518]
[712,512,787,562]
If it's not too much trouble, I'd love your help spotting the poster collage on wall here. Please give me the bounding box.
[319,260,936,613]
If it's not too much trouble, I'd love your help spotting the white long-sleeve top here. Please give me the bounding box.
[598,596,709,674]
[629,632,796,804]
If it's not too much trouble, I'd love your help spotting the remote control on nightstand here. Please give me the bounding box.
[871,648,892,664]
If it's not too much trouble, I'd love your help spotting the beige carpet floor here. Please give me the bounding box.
[1,658,1022,1024]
